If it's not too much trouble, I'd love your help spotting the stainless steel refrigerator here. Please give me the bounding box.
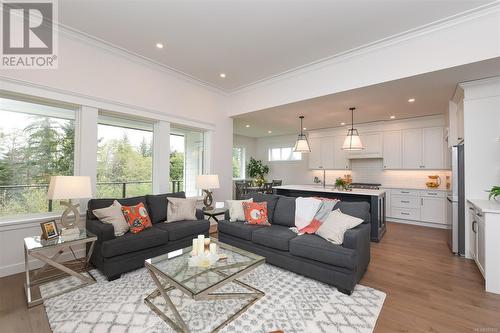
[447,144,465,255]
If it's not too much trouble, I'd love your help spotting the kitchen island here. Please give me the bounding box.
[273,185,386,242]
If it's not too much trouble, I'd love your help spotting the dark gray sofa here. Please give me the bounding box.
[86,192,209,280]
[218,193,371,295]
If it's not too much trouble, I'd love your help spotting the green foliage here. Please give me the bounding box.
[232,148,242,178]
[247,157,269,185]
[169,151,184,182]
[335,177,347,190]
[488,186,500,200]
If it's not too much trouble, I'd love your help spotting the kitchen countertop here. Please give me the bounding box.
[468,199,500,214]
[381,185,450,191]
[273,185,385,196]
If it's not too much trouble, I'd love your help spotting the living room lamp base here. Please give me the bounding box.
[60,200,81,231]
[202,189,214,211]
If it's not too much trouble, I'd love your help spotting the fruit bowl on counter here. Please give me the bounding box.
[426,175,441,188]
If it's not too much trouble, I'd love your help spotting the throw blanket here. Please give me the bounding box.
[294,197,323,230]
[292,197,339,235]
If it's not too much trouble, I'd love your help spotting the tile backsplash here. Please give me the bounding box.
[311,159,451,189]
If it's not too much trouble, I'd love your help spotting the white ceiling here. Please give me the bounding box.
[233,58,500,137]
[58,0,493,91]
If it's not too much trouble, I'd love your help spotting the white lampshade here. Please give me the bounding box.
[47,176,92,200]
[196,174,220,190]
[293,135,311,153]
[342,130,364,151]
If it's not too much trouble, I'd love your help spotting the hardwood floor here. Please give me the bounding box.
[1,222,499,332]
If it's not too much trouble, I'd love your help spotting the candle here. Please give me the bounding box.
[198,235,205,254]
[210,243,217,255]
[204,238,210,253]
[192,238,198,255]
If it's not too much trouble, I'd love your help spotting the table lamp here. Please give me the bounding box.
[196,174,220,211]
[47,176,92,234]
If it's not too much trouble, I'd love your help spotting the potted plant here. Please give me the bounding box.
[487,186,500,201]
[335,177,347,191]
[247,157,269,187]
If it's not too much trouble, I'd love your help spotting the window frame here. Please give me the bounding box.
[268,146,302,162]
[232,146,246,180]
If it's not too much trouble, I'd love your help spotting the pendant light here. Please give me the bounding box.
[342,107,364,151]
[293,116,311,153]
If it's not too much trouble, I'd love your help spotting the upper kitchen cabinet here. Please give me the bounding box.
[402,127,446,169]
[308,136,335,169]
[347,132,383,159]
[333,136,350,170]
[383,130,402,169]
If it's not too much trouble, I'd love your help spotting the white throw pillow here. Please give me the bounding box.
[315,209,364,245]
[166,197,197,222]
[92,200,129,236]
[226,199,253,222]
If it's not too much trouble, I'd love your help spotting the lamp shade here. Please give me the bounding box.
[342,129,364,151]
[47,176,92,200]
[196,174,220,190]
[293,134,311,153]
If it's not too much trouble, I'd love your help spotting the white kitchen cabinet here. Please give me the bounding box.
[333,136,350,170]
[347,132,382,159]
[308,136,334,169]
[423,127,444,169]
[402,127,446,169]
[421,196,446,224]
[477,216,486,275]
[383,130,402,169]
[469,207,478,260]
[402,129,423,169]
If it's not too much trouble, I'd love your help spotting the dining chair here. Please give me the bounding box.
[272,179,283,187]
[263,182,273,194]
[234,181,247,200]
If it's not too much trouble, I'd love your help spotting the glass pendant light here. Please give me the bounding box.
[342,107,364,151]
[293,116,311,153]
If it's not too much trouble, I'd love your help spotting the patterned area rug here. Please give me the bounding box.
[41,264,385,333]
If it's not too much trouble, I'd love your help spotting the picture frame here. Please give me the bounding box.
[40,220,59,240]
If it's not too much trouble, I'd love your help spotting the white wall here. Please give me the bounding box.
[233,134,257,163]
[227,5,500,116]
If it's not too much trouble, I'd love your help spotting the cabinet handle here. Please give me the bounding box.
[401,191,410,194]
[427,192,437,195]
[401,212,410,216]
[472,220,477,233]
[421,198,423,205]
[401,200,410,203]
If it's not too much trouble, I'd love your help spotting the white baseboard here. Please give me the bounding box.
[0,248,86,278]
[387,218,451,230]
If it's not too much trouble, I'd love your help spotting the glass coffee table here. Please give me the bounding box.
[144,239,265,333]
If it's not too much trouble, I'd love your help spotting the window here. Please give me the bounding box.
[0,97,76,216]
[268,147,302,161]
[170,126,205,197]
[232,147,245,179]
[96,115,153,198]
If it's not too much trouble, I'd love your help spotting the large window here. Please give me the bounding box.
[232,147,245,179]
[96,116,153,198]
[0,97,76,216]
[268,147,302,161]
[170,126,204,197]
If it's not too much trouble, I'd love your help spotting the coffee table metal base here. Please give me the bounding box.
[144,266,264,333]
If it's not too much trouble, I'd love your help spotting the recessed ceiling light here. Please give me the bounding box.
[303,127,307,130]
[408,98,415,103]
[156,43,164,49]
[390,115,396,119]
[219,73,226,78]
[268,130,272,134]
[245,124,250,128]
[340,122,346,126]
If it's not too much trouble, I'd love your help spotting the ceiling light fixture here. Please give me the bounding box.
[268,130,272,134]
[390,115,396,119]
[408,98,415,103]
[342,107,364,151]
[340,122,346,126]
[245,124,250,128]
[219,73,226,78]
[293,116,311,153]
[156,43,164,49]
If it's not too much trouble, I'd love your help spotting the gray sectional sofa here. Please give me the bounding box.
[218,193,371,294]
[86,192,210,280]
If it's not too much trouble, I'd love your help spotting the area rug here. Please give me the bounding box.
[41,264,385,333]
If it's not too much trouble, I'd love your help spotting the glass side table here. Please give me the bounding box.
[24,229,97,307]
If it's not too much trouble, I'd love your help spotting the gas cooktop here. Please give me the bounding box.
[349,183,382,190]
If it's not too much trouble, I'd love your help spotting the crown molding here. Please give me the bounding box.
[56,24,229,97]
[0,76,216,130]
[228,2,500,94]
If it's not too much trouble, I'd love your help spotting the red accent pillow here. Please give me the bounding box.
[243,202,270,226]
[121,202,152,234]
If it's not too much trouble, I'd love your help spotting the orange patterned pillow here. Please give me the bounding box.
[121,202,152,233]
[243,201,270,226]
